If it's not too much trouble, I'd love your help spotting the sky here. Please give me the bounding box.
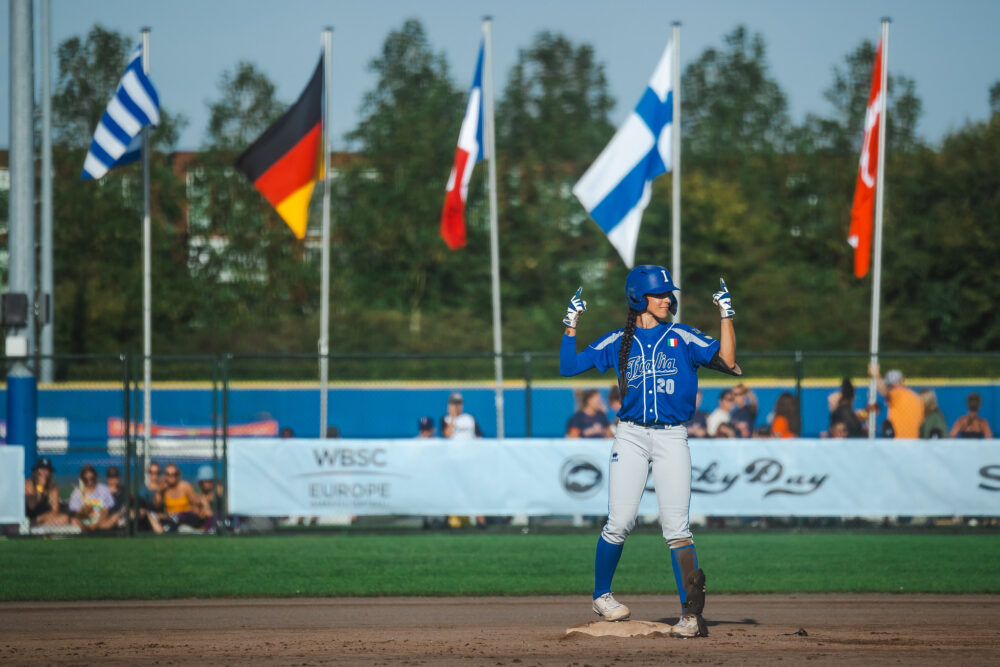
[2,0,999,151]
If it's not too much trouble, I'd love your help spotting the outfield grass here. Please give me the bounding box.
[1,532,998,601]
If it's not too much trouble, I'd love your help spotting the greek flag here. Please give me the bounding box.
[81,44,160,180]
[573,42,673,267]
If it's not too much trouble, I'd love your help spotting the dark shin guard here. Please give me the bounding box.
[670,544,708,635]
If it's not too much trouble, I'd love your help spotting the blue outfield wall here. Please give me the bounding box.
[1,380,997,441]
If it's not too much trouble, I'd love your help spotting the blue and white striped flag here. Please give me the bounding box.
[81,44,160,180]
[573,42,673,267]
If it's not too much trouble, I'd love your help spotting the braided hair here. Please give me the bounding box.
[617,309,639,402]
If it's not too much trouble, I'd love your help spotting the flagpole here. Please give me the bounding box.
[867,18,890,439]
[141,27,152,458]
[482,17,505,439]
[40,0,54,383]
[670,22,681,321]
[319,27,333,438]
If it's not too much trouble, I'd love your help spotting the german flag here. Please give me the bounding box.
[235,57,324,239]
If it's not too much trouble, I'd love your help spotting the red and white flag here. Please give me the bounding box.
[440,43,485,250]
[847,39,883,278]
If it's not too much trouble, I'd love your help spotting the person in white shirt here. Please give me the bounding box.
[440,392,483,439]
[706,389,735,437]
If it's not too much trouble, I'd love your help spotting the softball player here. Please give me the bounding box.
[560,265,741,638]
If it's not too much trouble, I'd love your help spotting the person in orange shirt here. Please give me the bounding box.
[868,364,924,439]
[770,392,799,438]
[154,464,204,532]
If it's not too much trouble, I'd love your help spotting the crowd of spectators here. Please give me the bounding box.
[23,459,222,535]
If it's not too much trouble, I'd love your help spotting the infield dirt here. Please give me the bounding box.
[2,594,998,665]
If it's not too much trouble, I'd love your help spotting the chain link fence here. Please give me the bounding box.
[4,349,998,536]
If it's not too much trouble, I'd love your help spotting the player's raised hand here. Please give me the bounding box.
[712,278,735,319]
[563,286,588,328]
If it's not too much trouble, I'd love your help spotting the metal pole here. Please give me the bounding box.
[867,19,890,439]
[141,28,153,459]
[523,353,532,437]
[318,28,332,438]
[7,0,38,476]
[40,0,54,383]
[670,22,682,322]
[482,17,505,439]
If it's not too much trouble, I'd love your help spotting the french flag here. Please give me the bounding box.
[440,42,485,250]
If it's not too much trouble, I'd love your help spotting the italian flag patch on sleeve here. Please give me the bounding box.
[668,338,679,347]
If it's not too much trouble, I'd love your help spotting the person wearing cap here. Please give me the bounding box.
[104,466,127,528]
[440,392,482,440]
[24,458,70,527]
[195,464,221,531]
[868,363,924,439]
[417,416,436,438]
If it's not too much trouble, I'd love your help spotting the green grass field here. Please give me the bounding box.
[2,532,999,601]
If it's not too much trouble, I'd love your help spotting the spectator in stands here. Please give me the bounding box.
[770,392,800,438]
[919,390,948,439]
[195,465,221,532]
[607,385,622,432]
[325,425,340,438]
[140,461,164,534]
[685,390,709,438]
[24,457,70,528]
[566,389,614,438]
[68,464,115,532]
[706,389,735,437]
[828,378,866,438]
[155,463,204,532]
[441,392,482,439]
[950,392,993,439]
[417,416,436,438]
[105,466,126,528]
[730,383,758,437]
[280,426,295,438]
[714,422,738,438]
[868,364,924,438]
[752,424,773,438]
[828,420,849,439]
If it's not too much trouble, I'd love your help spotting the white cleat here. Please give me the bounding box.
[592,592,630,621]
[670,613,708,638]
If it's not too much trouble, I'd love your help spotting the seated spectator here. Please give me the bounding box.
[140,461,164,534]
[828,420,849,439]
[566,389,613,438]
[829,378,865,438]
[714,422,738,438]
[685,390,709,438]
[195,465,220,532]
[770,392,799,438]
[730,384,758,437]
[607,385,622,432]
[441,392,483,439]
[707,389,735,437]
[68,465,115,532]
[325,425,341,438]
[24,457,70,528]
[155,463,204,532]
[919,390,948,439]
[869,364,924,438]
[104,466,126,528]
[417,416,436,438]
[950,392,993,439]
[280,426,295,438]
[752,424,773,438]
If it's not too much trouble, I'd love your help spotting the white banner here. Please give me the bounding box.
[0,446,26,523]
[227,439,1000,517]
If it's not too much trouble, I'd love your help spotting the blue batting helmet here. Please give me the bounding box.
[625,264,679,314]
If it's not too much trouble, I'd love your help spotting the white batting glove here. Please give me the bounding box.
[563,286,587,328]
[712,278,735,319]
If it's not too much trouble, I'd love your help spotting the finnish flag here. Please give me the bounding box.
[573,43,673,267]
[81,44,160,180]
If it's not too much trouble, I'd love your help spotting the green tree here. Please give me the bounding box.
[335,19,472,348]
[495,31,620,338]
[51,25,189,364]
[183,61,322,353]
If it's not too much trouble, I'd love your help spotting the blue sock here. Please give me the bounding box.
[593,536,624,599]
[670,544,699,612]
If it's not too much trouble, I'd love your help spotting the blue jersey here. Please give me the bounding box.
[560,322,720,424]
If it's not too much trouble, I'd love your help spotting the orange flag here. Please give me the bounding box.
[847,39,883,278]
